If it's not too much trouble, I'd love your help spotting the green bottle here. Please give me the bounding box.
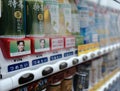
[0,0,25,36]
[26,0,44,36]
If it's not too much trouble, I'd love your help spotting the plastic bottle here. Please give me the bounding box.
[0,0,25,37]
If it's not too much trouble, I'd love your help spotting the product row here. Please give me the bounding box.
[9,51,119,91]
[0,0,80,36]
[1,0,120,45]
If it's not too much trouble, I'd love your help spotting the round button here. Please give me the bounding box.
[42,67,53,76]
[97,51,101,56]
[90,53,95,58]
[82,56,88,61]
[59,62,68,70]
[72,59,79,65]
[19,73,34,84]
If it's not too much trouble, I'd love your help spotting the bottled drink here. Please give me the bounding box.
[26,0,44,36]
[0,0,25,37]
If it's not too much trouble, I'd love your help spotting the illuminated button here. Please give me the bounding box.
[59,62,68,70]
[72,59,79,65]
[42,67,53,76]
[90,53,95,58]
[19,73,34,84]
[82,56,88,61]
[97,51,101,56]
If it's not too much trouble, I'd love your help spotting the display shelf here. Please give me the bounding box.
[89,68,120,91]
[98,72,120,91]
[0,43,120,91]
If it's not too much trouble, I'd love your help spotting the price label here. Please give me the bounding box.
[32,57,48,66]
[65,37,75,48]
[8,61,29,72]
[50,54,62,61]
[78,45,86,56]
[78,43,99,56]
[51,38,64,50]
[64,51,74,57]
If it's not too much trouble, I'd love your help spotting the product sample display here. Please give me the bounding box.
[59,0,72,35]
[0,0,25,36]
[44,0,59,36]
[26,0,44,36]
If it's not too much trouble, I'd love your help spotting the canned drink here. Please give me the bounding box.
[61,76,73,91]
[48,81,61,91]
[26,77,50,91]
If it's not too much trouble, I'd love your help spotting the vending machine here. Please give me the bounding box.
[0,0,120,91]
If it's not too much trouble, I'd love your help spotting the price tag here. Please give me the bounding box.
[50,54,62,61]
[65,37,75,48]
[64,51,74,57]
[78,43,99,56]
[8,61,29,72]
[50,38,64,50]
[91,43,98,51]
[86,44,92,53]
[32,57,48,66]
